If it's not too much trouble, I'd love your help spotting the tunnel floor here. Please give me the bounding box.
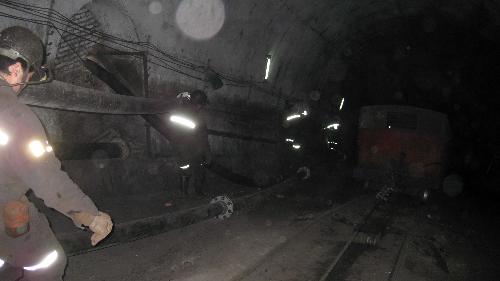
[58,169,500,281]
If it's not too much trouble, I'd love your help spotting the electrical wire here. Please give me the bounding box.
[0,1,202,73]
[0,0,285,100]
[0,11,206,81]
[0,0,256,86]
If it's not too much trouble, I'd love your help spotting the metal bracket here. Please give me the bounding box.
[210,195,233,220]
[297,166,311,180]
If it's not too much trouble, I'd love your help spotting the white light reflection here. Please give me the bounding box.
[0,129,9,146]
[265,56,271,80]
[170,115,196,129]
[286,114,301,121]
[292,144,301,150]
[180,164,190,170]
[326,123,340,130]
[24,251,58,271]
[28,140,46,158]
[286,138,294,142]
[339,97,345,110]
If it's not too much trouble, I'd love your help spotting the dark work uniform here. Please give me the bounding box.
[0,82,98,280]
[167,107,210,196]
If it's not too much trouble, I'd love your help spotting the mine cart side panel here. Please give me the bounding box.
[356,105,450,189]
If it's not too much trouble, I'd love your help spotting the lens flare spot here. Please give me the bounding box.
[176,0,225,40]
[148,1,163,14]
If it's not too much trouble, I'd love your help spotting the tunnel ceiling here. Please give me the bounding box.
[3,0,500,115]
[257,0,500,119]
[135,0,500,110]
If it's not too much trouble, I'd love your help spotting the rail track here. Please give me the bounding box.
[232,190,418,281]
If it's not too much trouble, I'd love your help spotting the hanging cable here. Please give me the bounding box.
[0,11,206,81]
[0,1,278,89]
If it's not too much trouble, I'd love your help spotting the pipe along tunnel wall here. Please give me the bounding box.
[59,178,298,255]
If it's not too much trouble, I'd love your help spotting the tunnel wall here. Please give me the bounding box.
[2,0,500,199]
[0,0,331,198]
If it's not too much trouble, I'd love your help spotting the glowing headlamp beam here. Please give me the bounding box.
[265,56,271,80]
[24,250,58,271]
[170,115,196,129]
[286,114,301,121]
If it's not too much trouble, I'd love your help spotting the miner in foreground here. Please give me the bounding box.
[0,26,113,280]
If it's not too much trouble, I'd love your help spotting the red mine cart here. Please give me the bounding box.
[356,105,451,193]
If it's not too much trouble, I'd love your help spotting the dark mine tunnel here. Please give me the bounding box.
[1,0,500,280]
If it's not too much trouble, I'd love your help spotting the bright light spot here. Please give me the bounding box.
[326,123,340,130]
[29,140,46,158]
[292,144,301,150]
[388,125,391,129]
[180,164,190,170]
[286,138,294,142]
[148,1,163,14]
[45,146,53,152]
[176,0,225,40]
[423,190,429,200]
[330,148,333,150]
[24,250,58,271]
[170,115,196,129]
[0,129,9,145]
[286,114,301,121]
[302,110,308,116]
[265,56,271,80]
[339,97,345,110]
[0,258,4,268]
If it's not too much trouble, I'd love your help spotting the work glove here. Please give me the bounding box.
[73,211,113,246]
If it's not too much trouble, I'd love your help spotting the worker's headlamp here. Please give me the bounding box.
[0,258,5,268]
[28,65,53,86]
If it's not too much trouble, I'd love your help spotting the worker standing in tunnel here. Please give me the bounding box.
[0,26,113,280]
[171,90,212,197]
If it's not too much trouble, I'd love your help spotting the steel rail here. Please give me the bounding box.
[231,194,372,281]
